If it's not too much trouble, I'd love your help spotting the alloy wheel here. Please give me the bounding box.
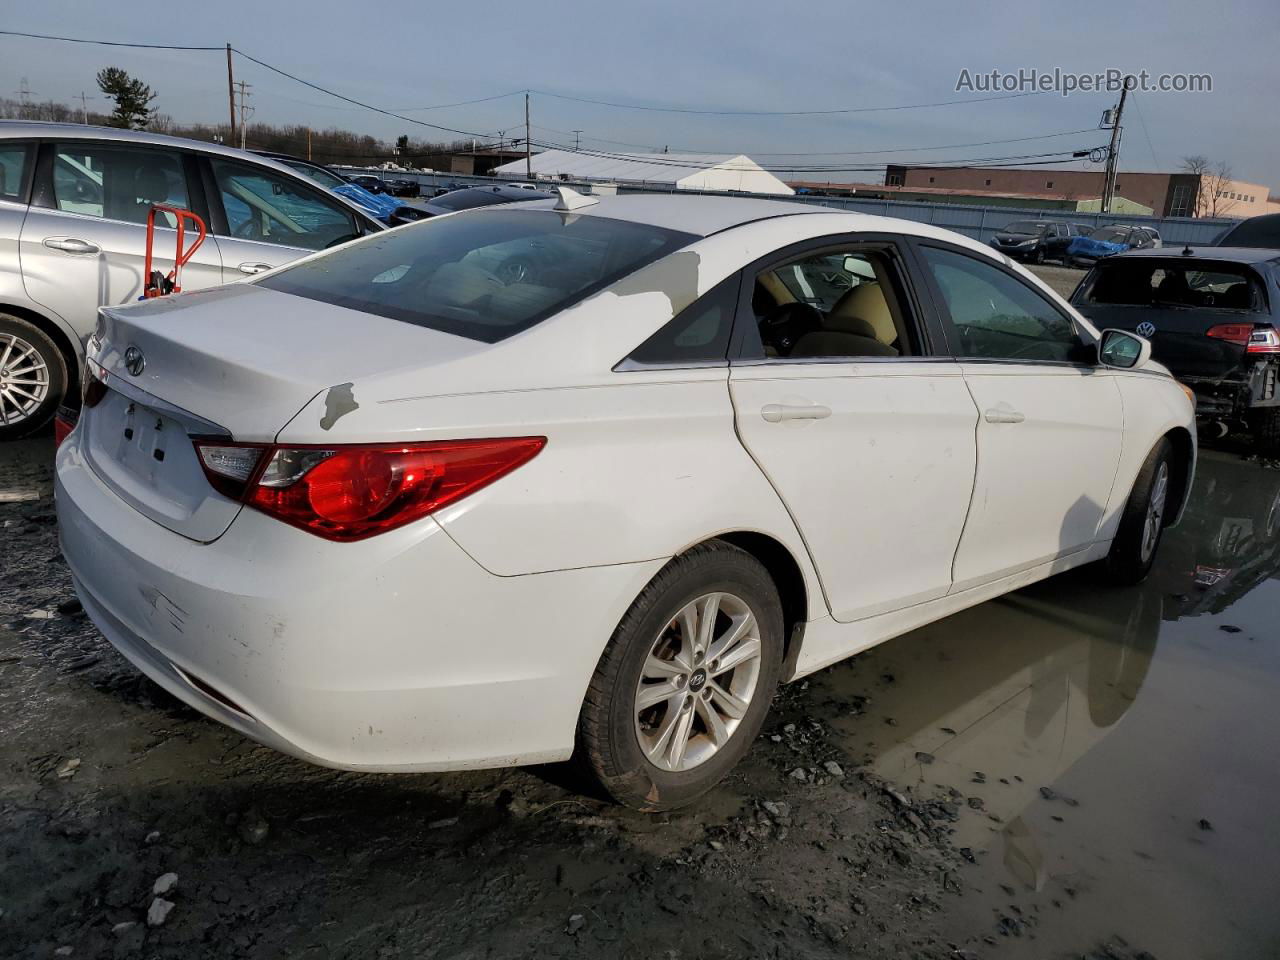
[1141,461,1169,563]
[0,333,50,427]
[633,592,763,772]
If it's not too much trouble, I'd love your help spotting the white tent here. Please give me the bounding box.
[492,149,793,196]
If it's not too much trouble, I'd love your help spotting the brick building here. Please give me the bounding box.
[883,165,1274,218]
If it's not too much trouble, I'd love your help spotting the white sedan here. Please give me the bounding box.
[55,191,1195,810]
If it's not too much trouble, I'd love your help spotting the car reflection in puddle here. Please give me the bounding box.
[804,450,1280,959]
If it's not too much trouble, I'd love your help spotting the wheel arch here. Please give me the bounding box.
[1162,426,1195,527]
[0,301,82,400]
[707,531,810,679]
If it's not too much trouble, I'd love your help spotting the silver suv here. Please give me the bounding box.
[0,122,384,439]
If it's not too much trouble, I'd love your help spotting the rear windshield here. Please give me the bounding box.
[430,188,529,212]
[1081,260,1261,311]
[258,208,695,342]
[1088,226,1130,243]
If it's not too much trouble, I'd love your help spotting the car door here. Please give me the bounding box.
[18,140,223,340]
[729,236,979,623]
[913,241,1125,591]
[200,156,368,281]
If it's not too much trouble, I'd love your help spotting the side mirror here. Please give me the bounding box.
[842,255,876,283]
[1099,328,1152,369]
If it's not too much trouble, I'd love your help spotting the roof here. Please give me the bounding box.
[492,149,794,196]
[1102,246,1280,265]
[513,192,837,237]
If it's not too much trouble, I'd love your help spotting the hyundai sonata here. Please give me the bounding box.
[56,190,1195,809]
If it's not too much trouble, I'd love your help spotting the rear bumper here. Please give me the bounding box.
[1185,361,1280,418]
[55,432,663,772]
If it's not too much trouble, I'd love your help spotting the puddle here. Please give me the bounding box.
[806,449,1280,958]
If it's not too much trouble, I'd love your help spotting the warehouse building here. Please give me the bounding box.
[492,149,794,196]
[882,165,1274,218]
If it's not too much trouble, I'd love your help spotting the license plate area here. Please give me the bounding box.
[80,386,243,541]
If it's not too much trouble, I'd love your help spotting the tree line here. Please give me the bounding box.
[0,67,480,169]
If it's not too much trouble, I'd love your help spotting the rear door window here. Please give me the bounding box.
[51,144,188,226]
[210,159,359,251]
[257,209,694,343]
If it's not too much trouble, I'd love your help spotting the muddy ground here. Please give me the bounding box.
[3,431,1278,960]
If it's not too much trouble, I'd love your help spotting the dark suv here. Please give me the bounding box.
[1071,247,1280,450]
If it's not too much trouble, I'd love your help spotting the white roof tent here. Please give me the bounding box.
[493,149,794,196]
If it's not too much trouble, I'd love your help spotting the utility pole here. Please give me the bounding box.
[16,78,35,119]
[524,92,532,179]
[306,127,312,161]
[1101,75,1132,214]
[79,92,89,124]
[226,44,237,144]
[572,129,582,151]
[235,80,254,151]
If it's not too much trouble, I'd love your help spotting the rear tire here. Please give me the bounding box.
[1099,438,1174,586]
[1247,408,1280,457]
[577,541,784,811]
[0,314,67,441]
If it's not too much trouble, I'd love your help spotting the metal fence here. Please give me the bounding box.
[333,165,1239,247]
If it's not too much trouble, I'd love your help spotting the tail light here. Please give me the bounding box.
[53,408,77,448]
[1206,323,1253,345]
[194,438,546,542]
[1246,325,1280,354]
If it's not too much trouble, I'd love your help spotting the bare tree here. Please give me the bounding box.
[1182,155,1238,217]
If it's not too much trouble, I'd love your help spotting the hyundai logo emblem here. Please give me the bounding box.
[1135,321,1156,338]
[124,345,146,377]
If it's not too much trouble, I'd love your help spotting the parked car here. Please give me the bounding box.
[252,153,415,225]
[1071,246,1280,450]
[1066,224,1162,267]
[1214,213,1280,249]
[385,178,421,198]
[55,192,1195,810]
[419,183,555,216]
[0,122,385,439]
[989,220,1085,264]
[504,182,543,191]
[348,174,391,195]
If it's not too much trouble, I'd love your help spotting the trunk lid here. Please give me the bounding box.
[84,283,485,541]
[1077,303,1249,379]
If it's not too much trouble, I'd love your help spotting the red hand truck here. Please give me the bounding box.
[142,203,207,299]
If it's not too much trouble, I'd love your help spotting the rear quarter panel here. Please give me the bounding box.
[284,373,825,605]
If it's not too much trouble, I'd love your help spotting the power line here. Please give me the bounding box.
[532,123,1102,158]
[0,29,221,50]
[1129,90,1161,169]
[529,87,1053,117]
[229,48,497,139]
[522,138,1107,175]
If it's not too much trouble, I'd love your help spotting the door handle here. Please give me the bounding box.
[761,403,832,423]
[43,237,100,255]
[984,408,1026,424]
[238,262,273,275]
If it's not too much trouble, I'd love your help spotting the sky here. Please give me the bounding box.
[3,0,1278,190]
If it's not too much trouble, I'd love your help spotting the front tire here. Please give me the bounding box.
[1099,438,1174,585]
[577,541,784,811]
[0,315,67,441]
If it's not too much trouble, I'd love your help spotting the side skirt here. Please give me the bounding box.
[785,540,1111,681]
